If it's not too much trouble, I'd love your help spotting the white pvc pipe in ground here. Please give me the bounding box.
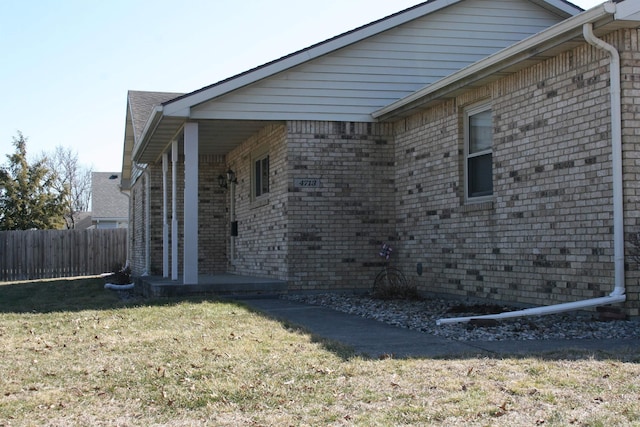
[436,295,626,325]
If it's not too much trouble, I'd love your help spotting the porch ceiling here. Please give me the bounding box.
[136,118,276,164]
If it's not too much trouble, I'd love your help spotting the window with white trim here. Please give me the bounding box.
[465,104,493,201]
[253,152,269,199]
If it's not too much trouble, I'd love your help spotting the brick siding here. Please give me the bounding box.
[225,124,289,278]
[394,29,640,315]
[129,172,145,276]
[129,155,228,277]
[284,121,395,290]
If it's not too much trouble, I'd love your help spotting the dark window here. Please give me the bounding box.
[254,155,269,197]
[466,107,493,200]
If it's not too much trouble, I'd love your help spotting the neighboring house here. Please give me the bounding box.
[72,211,93,230]
[121,0,640,316]
[91,172,128,229]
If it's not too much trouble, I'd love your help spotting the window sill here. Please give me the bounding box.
[251,196,270,209]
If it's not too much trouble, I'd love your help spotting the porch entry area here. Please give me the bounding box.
[156,121,271,285]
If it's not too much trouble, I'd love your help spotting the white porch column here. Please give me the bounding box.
[183,122,199,285]
[162,152,169,278]
[171,140,179,281]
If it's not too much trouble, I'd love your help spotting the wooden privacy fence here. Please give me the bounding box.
[0,229,128,282]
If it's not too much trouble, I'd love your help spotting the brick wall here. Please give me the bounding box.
[129,154,228,277]
[197,155,229,273]
[224,121,395,289]
[128,172,145,276]
[620,29,640,315]
[148,166,163,275]
[227,124,289,279]
[286,121,396,290]
[394,29,640,315]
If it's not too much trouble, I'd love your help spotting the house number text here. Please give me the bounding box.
[294,178,321,188]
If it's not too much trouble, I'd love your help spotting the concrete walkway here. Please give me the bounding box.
[236,298,640,359]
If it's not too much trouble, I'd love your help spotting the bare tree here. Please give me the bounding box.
[42,146,93,229]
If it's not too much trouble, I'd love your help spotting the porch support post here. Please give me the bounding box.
[162,152,169,278]
[171,140,179,281]
[183,122,199,285]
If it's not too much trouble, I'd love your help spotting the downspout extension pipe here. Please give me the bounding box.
[437,21,626,326]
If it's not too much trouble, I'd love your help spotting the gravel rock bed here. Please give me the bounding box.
[283,293,640,341]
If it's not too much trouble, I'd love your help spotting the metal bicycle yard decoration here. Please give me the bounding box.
[372,243,411,299]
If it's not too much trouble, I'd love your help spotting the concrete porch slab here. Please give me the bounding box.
[137,273,287,298]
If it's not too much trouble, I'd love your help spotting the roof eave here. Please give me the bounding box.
[373,3,620,121]
[530,0,584,16]
[121,100,135,189]
[131,105,165,163]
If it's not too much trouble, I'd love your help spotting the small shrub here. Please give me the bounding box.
[372,277,422,301]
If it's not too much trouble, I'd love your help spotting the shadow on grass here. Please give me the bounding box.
[3,278,639,363]
[0,276,213,314]
[0,277,361,361]
[0,277,140,313]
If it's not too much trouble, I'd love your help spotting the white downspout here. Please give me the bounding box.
[437,22,626,325]
[583,22,625,297]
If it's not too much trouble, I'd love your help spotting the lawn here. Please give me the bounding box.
[1,277,639,426]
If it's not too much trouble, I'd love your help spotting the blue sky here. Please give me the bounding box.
[0,0,604,172]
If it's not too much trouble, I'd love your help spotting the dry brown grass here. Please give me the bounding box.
[1,277,639,426]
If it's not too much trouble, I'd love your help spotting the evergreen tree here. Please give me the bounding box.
[0,132,68,230]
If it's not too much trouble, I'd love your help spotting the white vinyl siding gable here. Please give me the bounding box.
[191,0,568,122]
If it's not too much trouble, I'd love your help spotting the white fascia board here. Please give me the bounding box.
[131,105,164,161]
[373,3,613,120]
[161,0,462,118]
[533,0,585,15]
